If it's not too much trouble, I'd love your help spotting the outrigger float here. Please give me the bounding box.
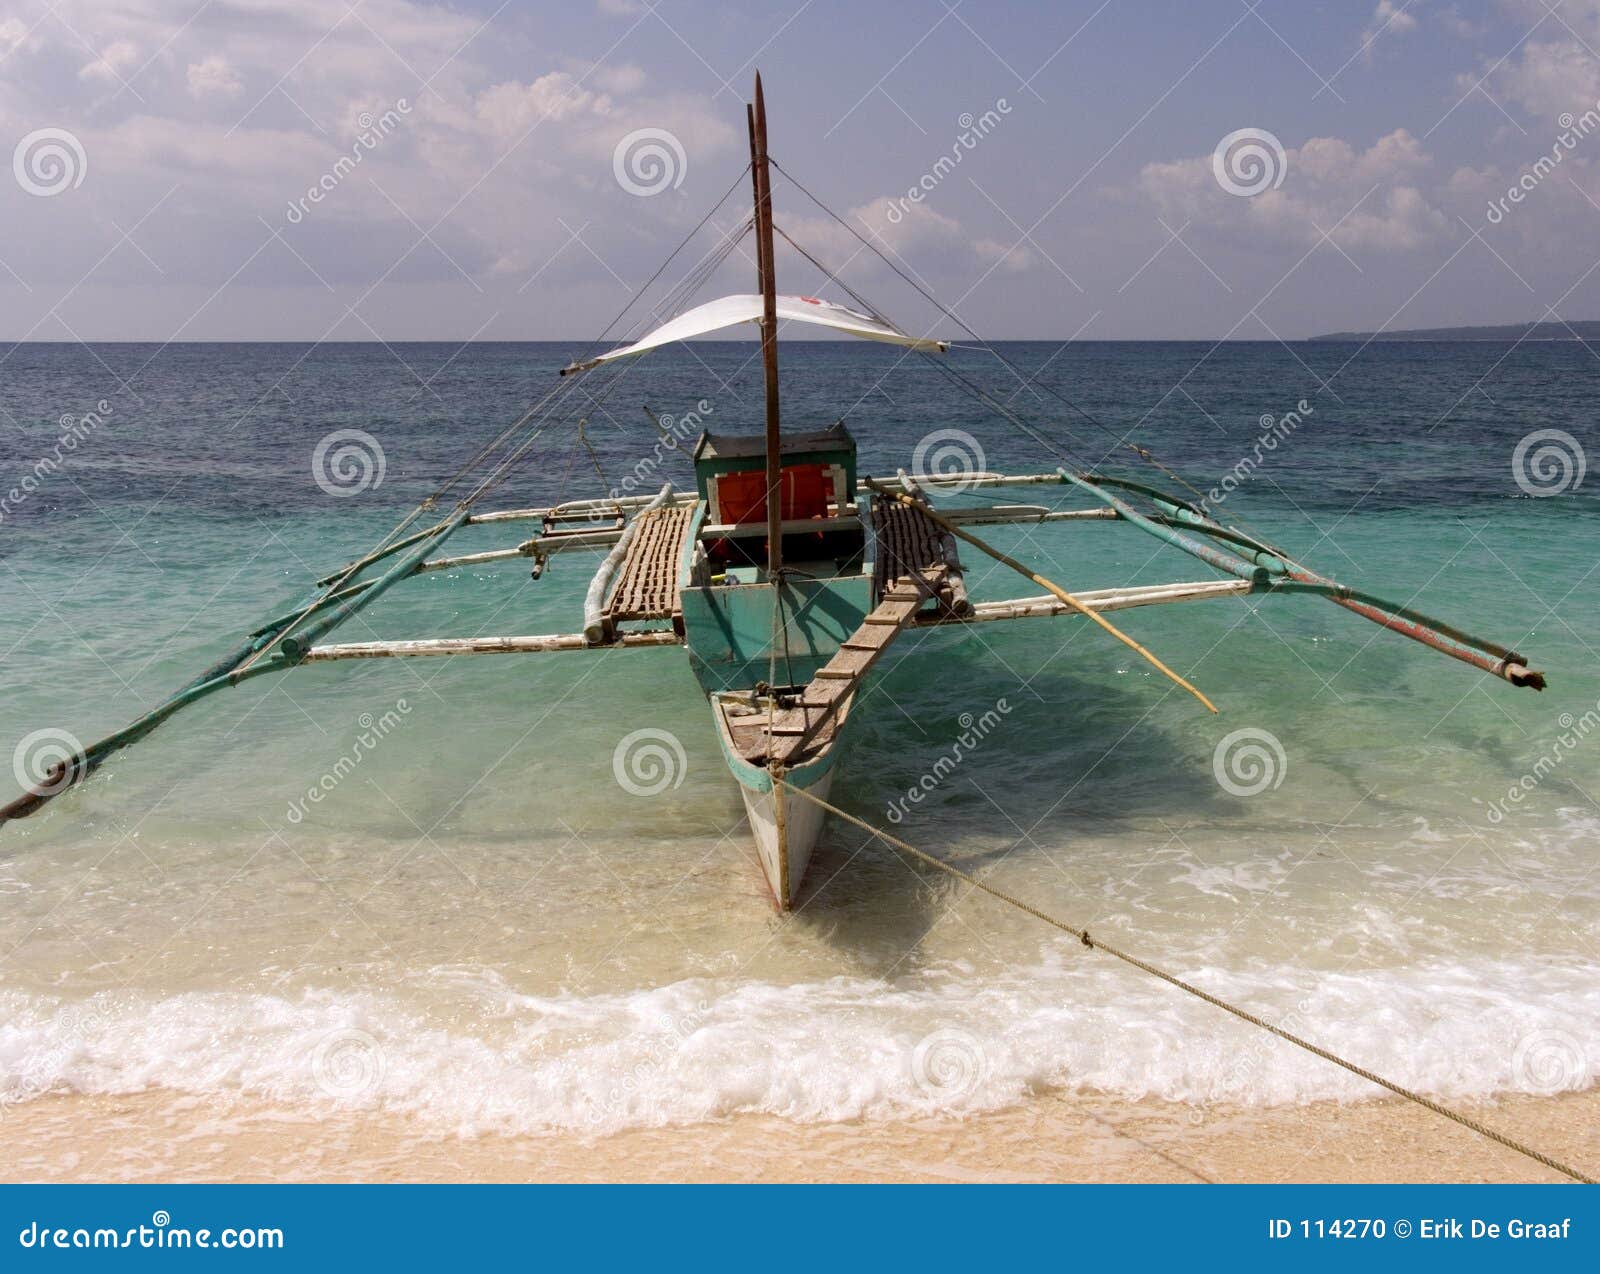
[2,75,1545,912]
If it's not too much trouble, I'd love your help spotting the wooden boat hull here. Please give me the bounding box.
[711,690,857,909]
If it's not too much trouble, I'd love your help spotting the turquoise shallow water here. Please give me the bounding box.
[0,340,1596,1140]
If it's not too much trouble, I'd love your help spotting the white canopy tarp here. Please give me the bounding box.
[560,293,947,374]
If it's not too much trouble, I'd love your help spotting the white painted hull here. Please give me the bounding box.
[739,768,834,910]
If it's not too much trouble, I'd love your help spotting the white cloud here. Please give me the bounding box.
[1362,0,1420,57]
[1137,129,1447,253]
[77,39,139,83]
[186,55,242,98]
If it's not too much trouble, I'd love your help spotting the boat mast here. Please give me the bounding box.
[750,72,782,578]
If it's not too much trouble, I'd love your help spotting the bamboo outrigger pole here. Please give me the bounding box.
[1058,469,1545,690]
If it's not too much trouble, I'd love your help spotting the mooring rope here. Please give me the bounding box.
[774,779,1595,1185]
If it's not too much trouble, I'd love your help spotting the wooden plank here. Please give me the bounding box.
[762,564,947,763]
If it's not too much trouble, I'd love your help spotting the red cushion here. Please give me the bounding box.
[716,464,830,524]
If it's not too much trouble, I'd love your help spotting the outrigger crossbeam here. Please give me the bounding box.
[890,467,1545,691]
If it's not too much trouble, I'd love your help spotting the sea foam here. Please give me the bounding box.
[2,955,1594,1136]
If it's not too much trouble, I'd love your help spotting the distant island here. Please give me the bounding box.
[1308,320,1600,341]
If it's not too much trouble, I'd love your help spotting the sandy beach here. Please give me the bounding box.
[4,1088,1594,1184]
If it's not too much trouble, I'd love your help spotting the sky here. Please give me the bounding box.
[5,0,1600,340]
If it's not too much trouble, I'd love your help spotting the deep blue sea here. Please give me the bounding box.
[1,340,1596,1165]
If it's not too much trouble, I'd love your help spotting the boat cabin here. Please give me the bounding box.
[692,422,864,574]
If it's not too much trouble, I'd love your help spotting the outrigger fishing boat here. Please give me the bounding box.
[2,75,1546,912]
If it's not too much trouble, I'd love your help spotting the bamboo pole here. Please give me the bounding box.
[269,510,473,665]
[913,579,1252,626]
[1053,468,1268,584]
[865,477,1218,714]
[302,630,682,661]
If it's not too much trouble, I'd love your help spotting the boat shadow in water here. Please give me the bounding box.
[779,635,1231,966]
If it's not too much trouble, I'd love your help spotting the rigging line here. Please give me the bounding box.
[766,220,1104,477]
[572,163,754,364]
[774,779,1596,1187]
[770,155,1311,568]
[641,216,754,333]
[468,356,647,506]
[770,222,890,326]
[577,418,609,488]
[241,362,603,675]
[914,348,1105,480]
[769,160,1229,489]
[769,157,1129,435]
[228,169,756,677]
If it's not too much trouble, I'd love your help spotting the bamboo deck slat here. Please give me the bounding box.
[871,489,971,616]
[604,504,696,626]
